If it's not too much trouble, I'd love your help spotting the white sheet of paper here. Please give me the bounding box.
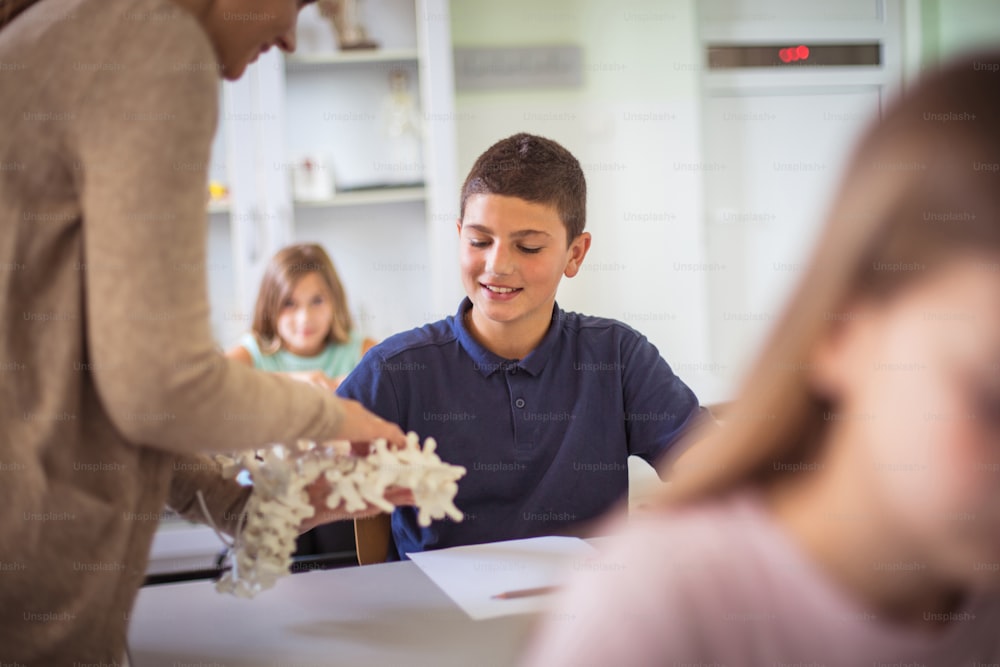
[407,536,598,620]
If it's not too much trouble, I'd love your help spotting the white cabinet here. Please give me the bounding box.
[206,0,460,348]
[697,0,903,394]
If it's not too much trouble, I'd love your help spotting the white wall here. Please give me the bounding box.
[922,0,1000,62]
[450,0,719,401]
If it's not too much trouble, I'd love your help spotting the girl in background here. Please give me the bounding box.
[525,52,1000,666]
[227,243,376,391]
[227,242,378,557]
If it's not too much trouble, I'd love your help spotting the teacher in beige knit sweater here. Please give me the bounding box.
[0,0,407,662]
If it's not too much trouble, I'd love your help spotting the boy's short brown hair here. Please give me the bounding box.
[460,133,586,243]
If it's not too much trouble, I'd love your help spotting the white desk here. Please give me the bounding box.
[127,558,538,666]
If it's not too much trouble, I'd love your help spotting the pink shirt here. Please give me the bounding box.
[523,492,1000,666]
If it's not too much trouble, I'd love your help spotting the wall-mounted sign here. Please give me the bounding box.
[453,45,583,91]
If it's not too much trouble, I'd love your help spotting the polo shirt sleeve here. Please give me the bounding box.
[337,348,402,426]
[620,331,701,469]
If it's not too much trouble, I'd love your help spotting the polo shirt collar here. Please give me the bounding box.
[451,298,564,378]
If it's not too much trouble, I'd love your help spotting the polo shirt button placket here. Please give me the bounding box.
[515,398,525,408]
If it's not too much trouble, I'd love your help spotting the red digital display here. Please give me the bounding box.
[779,45,810,63]
[707,43,880,69]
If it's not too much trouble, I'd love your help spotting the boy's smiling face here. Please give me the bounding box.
[458,194,590,355]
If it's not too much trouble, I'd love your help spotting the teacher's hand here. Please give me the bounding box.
[335,398,406,447]
[285,369,341,391]
[299,481,415,533]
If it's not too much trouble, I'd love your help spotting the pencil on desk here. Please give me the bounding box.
[491,585,560,600]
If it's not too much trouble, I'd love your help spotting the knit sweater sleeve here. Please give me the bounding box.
[168,455,252,536]
[72,11,345,453]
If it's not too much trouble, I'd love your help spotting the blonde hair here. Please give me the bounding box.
[663,52,1000,506]
[251,244,354,353]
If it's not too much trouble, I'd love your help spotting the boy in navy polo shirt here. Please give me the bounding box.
[337,133,705,558]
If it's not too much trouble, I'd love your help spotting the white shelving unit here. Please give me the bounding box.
[203,0,460,348]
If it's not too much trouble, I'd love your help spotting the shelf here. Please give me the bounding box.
[285,49,419,69]
[294,185,425,208]
[208,188,425,215]
[207,200,230,215]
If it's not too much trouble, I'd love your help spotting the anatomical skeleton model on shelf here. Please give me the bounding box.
[317,0,378,50]
[380,68,425,186]
[202,433,466,598]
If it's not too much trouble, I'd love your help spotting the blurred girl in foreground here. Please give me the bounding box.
[525,51,1000,666]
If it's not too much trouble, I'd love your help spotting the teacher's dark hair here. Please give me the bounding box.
[0,0,42,30]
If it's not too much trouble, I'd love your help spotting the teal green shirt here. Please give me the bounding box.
[239,331,364,378]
